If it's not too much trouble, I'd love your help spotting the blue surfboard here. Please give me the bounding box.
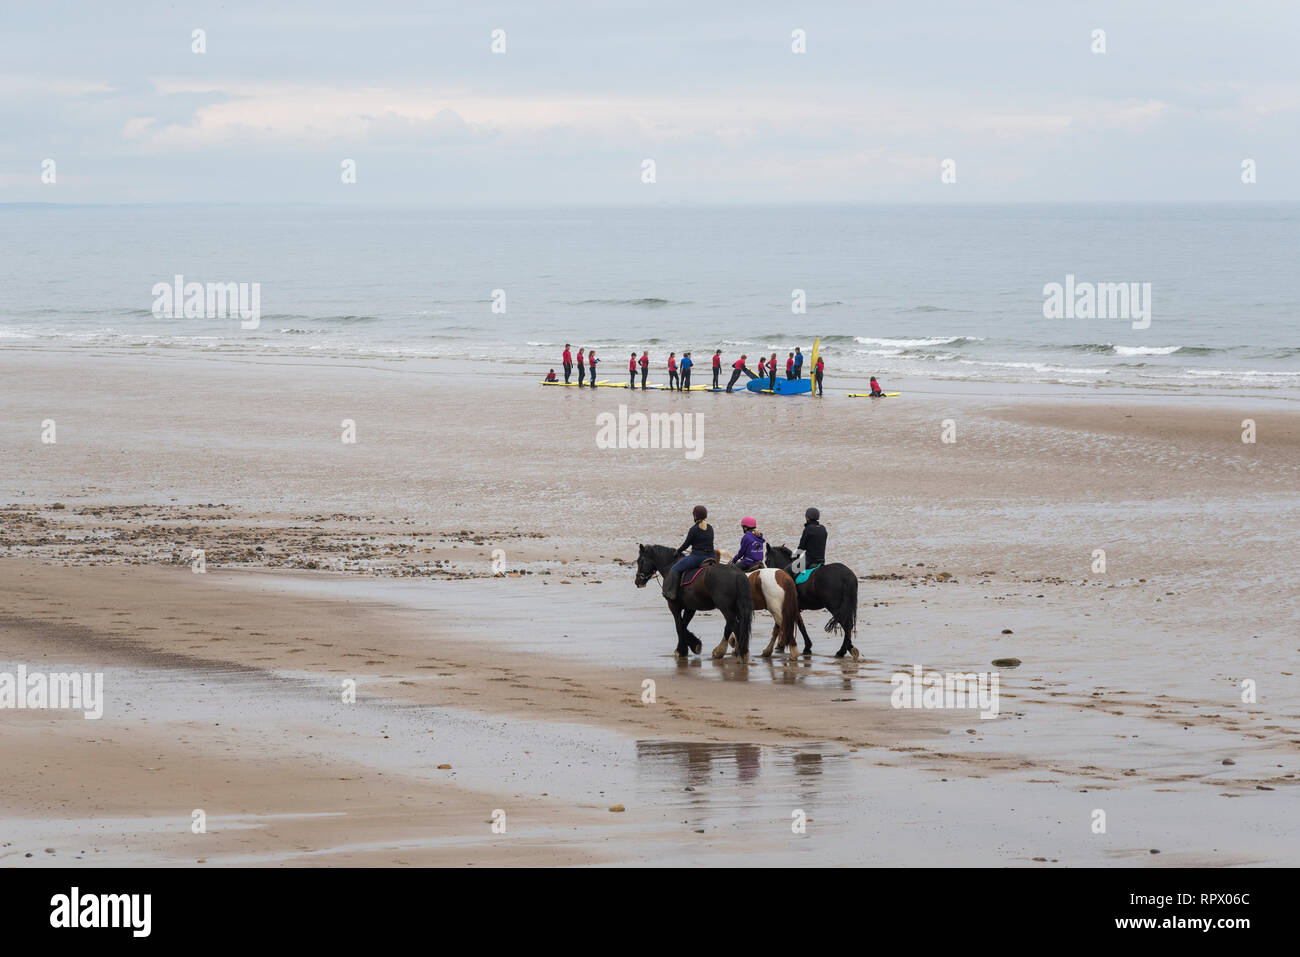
[746,377,811,395]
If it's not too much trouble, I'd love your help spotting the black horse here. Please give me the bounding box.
[635,544,755,660]
[765,543,860,658]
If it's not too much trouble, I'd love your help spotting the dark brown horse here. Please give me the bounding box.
[635,544,754,659]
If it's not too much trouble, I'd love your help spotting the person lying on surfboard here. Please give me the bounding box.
[729,517,766,571]
[870,376,885,397]
[664,505,713,600]
[545,369,558,382]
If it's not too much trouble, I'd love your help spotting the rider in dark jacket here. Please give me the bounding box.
[797,507,826,571]
[664,505,714,599]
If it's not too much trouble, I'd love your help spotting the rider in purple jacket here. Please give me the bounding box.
[730,517,766,570]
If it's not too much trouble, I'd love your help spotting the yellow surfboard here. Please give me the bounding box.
[807,337,820,395]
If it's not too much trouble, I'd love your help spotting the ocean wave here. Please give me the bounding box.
[1062,342,1217,357]
[573,298,686,307]
[854,335,979,348]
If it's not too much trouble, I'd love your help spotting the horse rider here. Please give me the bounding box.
[730,516,766,570]
[663,505,714,600]
[796,507,827,580]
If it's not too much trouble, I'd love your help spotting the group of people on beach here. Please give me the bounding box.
[546,344,829,394]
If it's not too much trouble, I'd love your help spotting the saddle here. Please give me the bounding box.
[680,559,716,588]
[794,563,821,586]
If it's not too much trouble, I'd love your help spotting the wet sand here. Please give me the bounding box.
[1,348,1297,866]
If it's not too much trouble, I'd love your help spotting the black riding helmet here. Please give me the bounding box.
[805,507,820,523]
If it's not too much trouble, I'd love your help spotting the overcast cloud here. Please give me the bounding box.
[2,0,1297,204]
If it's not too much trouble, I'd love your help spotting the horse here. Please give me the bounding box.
[764,543,860,659]
[634,544,755,660]
[714,567,804,659]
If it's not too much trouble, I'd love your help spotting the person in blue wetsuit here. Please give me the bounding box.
[664,505,714,599]
[680,352,693,391]
[730,517,765,570]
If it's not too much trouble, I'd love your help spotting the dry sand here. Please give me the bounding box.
[1,348,1297,866]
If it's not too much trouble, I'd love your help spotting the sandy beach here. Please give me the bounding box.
[2,347,1298,866]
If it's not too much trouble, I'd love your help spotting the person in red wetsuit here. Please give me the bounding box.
[576,348,586,387]
[667,352,678,390]
[786,352,795,380]
[726,354,754,392]
[757,356,767,379]
[544,369,558,382]
[588,350,598,384]
[629,352,638,390]
[712,350,722,389]
[814,356,825,396]
[768,352,778,391]
[640,350,650,390]
[562,344,573,383]
[870,375,885,397]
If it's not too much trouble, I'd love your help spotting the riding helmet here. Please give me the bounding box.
[805,507,820,522]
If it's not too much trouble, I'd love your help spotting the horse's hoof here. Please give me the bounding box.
[711,650,725,660]
[690,640,703,655]
[834,650,846,658]
[673,651,684,660]
[760,651,772,659]
[849,646,860,660]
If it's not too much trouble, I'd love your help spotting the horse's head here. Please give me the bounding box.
[766,543,794,569]
[634,544,656,588]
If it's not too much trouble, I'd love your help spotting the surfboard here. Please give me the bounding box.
[807,337,820,396]
[541,380,579,386]
[648,383,710,391]
[746,376,811,395]
[846,392,901,397]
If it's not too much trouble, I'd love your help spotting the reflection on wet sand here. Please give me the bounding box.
[635,740,835,797]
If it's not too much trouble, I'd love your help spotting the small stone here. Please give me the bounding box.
[609,803,625,812]
[992,658,1022,668]
[437,764,452,770]
[1001,628,1013,634]
[1222,758,1235,765]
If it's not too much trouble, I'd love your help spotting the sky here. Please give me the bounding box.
[2,0,1298,204]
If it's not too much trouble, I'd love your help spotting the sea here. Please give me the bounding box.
[2,203,1296,394]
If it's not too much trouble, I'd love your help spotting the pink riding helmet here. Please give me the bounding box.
[741,517,756,529]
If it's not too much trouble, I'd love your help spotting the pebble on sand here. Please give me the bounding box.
[609,803,625,812]
[437,764,452,770]
[992,658,1022,668]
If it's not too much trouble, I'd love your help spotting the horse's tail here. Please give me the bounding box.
[734,567,754,652]
[823,568,859,636]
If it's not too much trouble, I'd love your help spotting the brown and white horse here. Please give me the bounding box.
[711,566,803,659]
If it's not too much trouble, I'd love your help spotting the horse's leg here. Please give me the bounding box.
[761,621,778,658]
[796,612,813,655]
[678,607,702,656]
[832,603,857,658]
[711,629,730,659]
[668,602,694,658]
[841,605,859,659]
